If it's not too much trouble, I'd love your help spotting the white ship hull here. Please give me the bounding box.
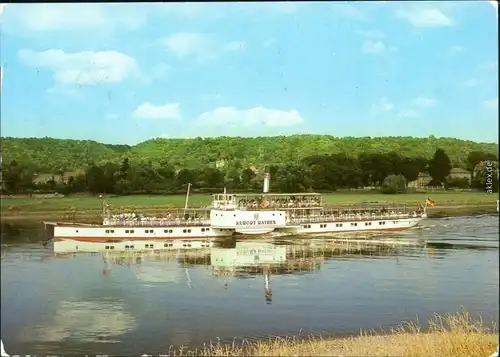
[49,214,424,242]
[46,183,429,243]
[53,238,214,253]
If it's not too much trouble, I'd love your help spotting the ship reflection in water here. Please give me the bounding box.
[51,237,426,304]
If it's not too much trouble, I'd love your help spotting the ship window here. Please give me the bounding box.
[125,230,129,233]
[131,230,135,233]
[125,245,129,248]
[164,229,168,233]
[206,228,210,231]
[393,221,397,224]
[183,229,187,233]
[351,223,357,227]
[233,214,236,217]
[169,229,173,233]
[164,243,169,247]
[130,245,134,249]
[110,246,115,250]
[145,230,148,233]
[202,228,205,232]
[76,230,79,233]
[188,229,192,233]
[169,243,173,247]
[105,245,109,249]
[105,230,110,234]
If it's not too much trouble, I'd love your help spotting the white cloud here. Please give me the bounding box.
[362,40,386,54]
[462,78,478,88]
[398,109,419,118]
[46,85,80,98]
[263,2,301,13]
[448,45,465,55]
[477,61,498,71]
[263,38,277,47]
[106,113,119,120]
[0,3,7,17]
[18,49,139,85]
[487,0,498,19]
[222,41,246,52]
[3,4,146,33]
[201,93,225,102]
[163,33,211,57]
[484,98,499,109]
[332,4,366,21]
[396,6,452,27]
[163,32,244,61]
[357,30,385,39]
[132,102,181,120]
[370,97,394,116]
[197,106,304,128]
[412,96,437,107]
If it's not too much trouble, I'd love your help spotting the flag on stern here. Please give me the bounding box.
[426,198,436,206]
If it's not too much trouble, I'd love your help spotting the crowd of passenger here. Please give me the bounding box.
[287,205,425,223]
[237,196,322,209]
[104,212,209,226]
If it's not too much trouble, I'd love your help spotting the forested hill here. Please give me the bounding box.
[1,135,498,172]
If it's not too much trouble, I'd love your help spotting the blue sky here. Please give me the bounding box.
[0,2,498,144]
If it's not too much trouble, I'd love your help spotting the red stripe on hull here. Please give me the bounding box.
[53,236,218,242]
[54,226,413,242]
[232,233,274,238]
[306,226,411,235]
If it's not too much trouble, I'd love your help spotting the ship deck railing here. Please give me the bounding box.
[103,219,211,227]
[287,212,420,225]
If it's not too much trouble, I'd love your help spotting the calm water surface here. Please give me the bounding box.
[1,215,498,355]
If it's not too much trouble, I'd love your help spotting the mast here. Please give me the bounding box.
[184,183,192,210]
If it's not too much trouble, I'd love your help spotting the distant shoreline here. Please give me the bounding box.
[0,203,496,222]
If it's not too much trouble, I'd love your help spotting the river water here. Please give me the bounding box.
[1,215,499,355]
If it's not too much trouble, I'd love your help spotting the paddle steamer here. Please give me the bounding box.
[44,172,429,244]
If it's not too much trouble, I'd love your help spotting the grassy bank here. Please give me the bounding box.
[0,191,497,221]
[166,310,498,357]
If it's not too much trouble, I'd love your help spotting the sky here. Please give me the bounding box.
[0,1,498,144]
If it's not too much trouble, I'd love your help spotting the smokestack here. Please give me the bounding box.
[263,166,270,193]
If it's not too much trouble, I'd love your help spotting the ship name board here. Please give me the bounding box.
[235,220,277,226]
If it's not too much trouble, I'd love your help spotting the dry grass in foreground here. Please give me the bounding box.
[167,310,498,357]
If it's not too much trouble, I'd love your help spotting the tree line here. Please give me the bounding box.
[2,149,497,195]
[1,135,497,173]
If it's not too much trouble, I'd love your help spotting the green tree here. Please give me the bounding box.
[472,160,498,193]
[199,167,225,188]
[400,157,427,184]
[428,149,452,186]
[466,151,487,181]
[380,174,407,194]
[241,168,256,189]
[274,164,312,193]
[85,165,105,194]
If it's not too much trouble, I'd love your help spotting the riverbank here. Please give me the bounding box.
[0,192,497,221]
[167,311,498,357]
